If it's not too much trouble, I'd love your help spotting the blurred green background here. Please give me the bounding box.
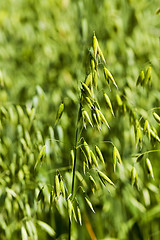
[0,0,160,239]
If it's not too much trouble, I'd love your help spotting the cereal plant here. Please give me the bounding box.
[0,1,160,239]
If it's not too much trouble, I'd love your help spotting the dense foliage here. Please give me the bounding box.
[0,0,160,239]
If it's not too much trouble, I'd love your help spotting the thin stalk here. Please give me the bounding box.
[71,127,79,195]
[68,107,81,240]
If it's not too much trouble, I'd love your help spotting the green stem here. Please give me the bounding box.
[71,127,79,195]
[134,149,160,161]
[68,107,81,240]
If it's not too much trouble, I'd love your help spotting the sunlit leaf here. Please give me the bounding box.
[37,220,55,237]
[85,197,95,213]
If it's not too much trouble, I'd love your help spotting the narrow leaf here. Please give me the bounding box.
[37,187,44,202]
[37,220,55,237]
[60,178,66,199]
[89,175,97,192]
[26,220,37,239]
[144,66,151,85]
[144,120,151,140]
[94,107,101,124]
[93,69,98,89]
[91,59,95,72]
[95,146,105,165]
[80,146,89,168]
[85,73,92,88]
[136,70,145,86]
[104,93,114,116]
[85,197,95,213]
[146,158,154,179]
[97,45,106,64]
[90,150,99,168]
[97,109,110,128]
[155,8,160,15]
[104,67,118,89]
[97,170,115,187]
[21,225,28,240]
[153,112,160,124]
[113,146,122,164]
[83,140,92,164]
[68,199,72,222]
[72,203,77,222]
[70,149,74,169]
[131,167,137,186]
[150,129,160,142]
[82,109,93,127]
[113,147,117,172]
[93,33,98,58]
[55,102,64,125]
[83,160,86,174]
[116,94,123,106]
[81,82,93,99]
[34,145,46,169]
[77,206,82,225]
[84,96,93,108]
[55,175,61,198]
[91,110,101,131]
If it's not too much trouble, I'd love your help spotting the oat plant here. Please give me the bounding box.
[35,32,159,240]
[0,1,160,239]
[53,33,122,239]
[1,31,159,239]
[48,33,160,239]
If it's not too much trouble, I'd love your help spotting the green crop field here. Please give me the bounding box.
[0,0,160,239]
